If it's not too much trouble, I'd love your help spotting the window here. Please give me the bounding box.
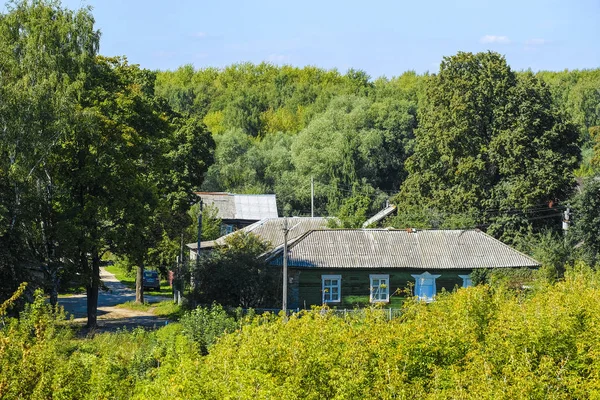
[458,274,472,288]
[370,274,390,303]
[143,271,158,278]
[322,275,341,303]
[222,224,234,235]
[411,271,441,302]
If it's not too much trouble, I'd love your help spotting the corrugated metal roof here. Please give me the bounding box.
[187,217,335,250]
[270,229,540,270]
[194,192,278,220]
[362,205,397,228]
[233,195,278,220]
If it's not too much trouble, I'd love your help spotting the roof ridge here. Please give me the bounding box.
[296,228,480,232]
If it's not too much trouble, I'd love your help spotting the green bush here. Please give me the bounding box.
[146,264,600,398]
[6,266,600,398]
[179,304,237,354]
[0,289,74,399]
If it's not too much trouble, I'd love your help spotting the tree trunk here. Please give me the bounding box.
[49,266,59,308]
[45,171,59,310]
[136,261,144,304]
[86,250,100,328]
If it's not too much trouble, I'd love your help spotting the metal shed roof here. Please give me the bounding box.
[362,205,397,228]
[269,229,540,270]
[195,192,278,221]
[187,217,335,250]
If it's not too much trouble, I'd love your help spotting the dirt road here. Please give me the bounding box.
[59,267,172,331]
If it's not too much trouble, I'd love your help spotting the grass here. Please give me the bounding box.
[58,284,87,296]
[57,293,84,298]
[104,264,171,297]
[116,300,183,319]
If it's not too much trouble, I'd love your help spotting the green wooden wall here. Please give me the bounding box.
[288,268,473,309]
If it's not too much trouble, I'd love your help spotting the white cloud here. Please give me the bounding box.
[525,38,548,46]
[191,32,208,39]
[267,54,290,64]
[480,35,511,44]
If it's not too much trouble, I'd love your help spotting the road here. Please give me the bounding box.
[59,267,172,331]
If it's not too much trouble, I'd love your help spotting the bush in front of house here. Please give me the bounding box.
[144,262,600,399]
[5,263,600,398]
[190,231,278,308]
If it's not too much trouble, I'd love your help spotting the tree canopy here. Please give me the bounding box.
[0,1,215,324]
[395,52,581,240]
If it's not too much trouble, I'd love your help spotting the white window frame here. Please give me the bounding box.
[458,274,472,288]
[322,275,341,304]
[369,274,390,303]
[411,271,441,303]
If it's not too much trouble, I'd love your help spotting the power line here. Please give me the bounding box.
[275,178,574,225]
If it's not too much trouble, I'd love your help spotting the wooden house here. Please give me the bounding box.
[267,228,540,308]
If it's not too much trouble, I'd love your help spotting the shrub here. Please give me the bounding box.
[191,232,277,308]
[179,304,237,354]
[7,266,600,398]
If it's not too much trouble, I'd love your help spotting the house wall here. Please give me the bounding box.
[289,268,472,309]
[221,219,259,233]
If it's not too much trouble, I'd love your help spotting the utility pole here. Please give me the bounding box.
[193,199,202,290]
[175,255,180,304]
[174,233,184,305]
[197,199,203,259]
[311,176,314,217]
[563,206,571,237]
[282,217,289,314]
[180,233,184,265]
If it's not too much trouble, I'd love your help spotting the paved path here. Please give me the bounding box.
[59,267,171,331]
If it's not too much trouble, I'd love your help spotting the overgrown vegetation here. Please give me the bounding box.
[179,303,238,354]
[4,266,600,398]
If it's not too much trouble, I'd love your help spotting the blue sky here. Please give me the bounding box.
[60,0,599,78]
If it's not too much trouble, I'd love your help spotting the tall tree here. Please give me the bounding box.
[126,116,214,303]
[49,56,158,324]
[397,52,580,239]
[292,95,415,213]
[0,0,98,303]
[69,58,214,308]
[571,177,600,266]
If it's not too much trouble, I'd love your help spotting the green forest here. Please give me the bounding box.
[1,0,600,397]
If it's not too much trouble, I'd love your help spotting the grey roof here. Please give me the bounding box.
[362,205,397,228]
[195,192,278,221]
[269,229,540,270]
[187,217,335,250]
